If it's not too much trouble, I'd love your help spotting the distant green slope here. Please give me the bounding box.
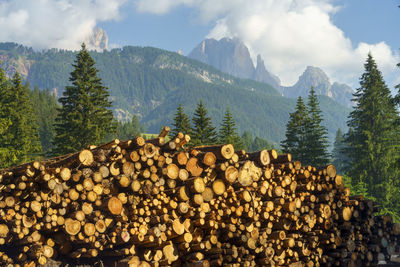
[0,42,349,145]
[143,86,349,146]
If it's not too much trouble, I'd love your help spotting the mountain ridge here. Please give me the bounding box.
[189,38,282,91]
[0,42,349,145]
[284,66,353,107]
[189,38,353,107]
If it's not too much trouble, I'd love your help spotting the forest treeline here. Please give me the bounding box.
[1,44,399,221]
[0,41,349,144]
[0,44,272,167]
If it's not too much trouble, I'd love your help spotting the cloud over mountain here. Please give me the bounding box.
[135,0,400,87]
[0,0,126,50]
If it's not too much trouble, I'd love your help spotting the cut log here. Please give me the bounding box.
[79,150,94,166]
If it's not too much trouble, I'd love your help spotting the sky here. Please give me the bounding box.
[0,0,399,88]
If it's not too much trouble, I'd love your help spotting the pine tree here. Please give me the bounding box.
[306,87,330,166]
[332,128,348,174]
[30,86,59,156]
[53,44,115,155]
[219,108,243,149]
[281,96,310,164]
[191,100,217,146]
[111,115,145,140]
[252,137,272,151]
[171,104,191,136]
[0,72,41,167]
[345,54,400,206]
[241,131,253,151]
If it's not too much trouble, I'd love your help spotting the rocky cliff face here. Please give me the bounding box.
[284,66,331,97]
[188,38,281,91]
[85,27,108,51]
[254,55,281,92]
[189,38,354,107]
[283,66,353,107]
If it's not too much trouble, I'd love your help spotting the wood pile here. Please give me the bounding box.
[0,126,399,267]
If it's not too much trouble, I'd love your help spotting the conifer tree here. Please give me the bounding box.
[0,72,41,167]
[30,86,59,156]
[171,104,191,136]
[281,96,310,164]
[345,54,400,205]
[0,65,13,165]
[241,131,253,151]
[332,128,348,174]
[219,108,243,149]
[306,87,330,166]
[110,115,145,141]
[53,44,115,155]
[191,100,217,146]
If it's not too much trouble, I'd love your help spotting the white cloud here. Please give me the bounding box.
[135,0,400,87]
[0,0,127,50]
[135,0,196,14]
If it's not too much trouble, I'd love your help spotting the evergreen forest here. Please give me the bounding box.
[0,41,399,222]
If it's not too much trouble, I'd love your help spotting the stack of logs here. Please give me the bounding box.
[0,126,399,267]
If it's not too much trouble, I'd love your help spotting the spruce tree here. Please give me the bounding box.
[0,65,13,165]
[345,54,400,206]
[306,87,330,166]
[219,108,243,149]
[30,86,59,156]
[281,96,310,164]
[111,115,144,140]
[332,128,348,174]
[191,100,217,146]
[0,72,41,167]
[241,131,253,151]
[171,104,191,136]
[53,44,115,155]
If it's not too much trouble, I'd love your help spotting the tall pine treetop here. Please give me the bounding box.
[191,100,217,146]
[53,43,115,155]
[171,104,191,137]
[332,128,348,174]
[0,71,41,167]
[281,96,310,164]
[219,108,243,149]
[345,54,400,205]
[306,86,330,166]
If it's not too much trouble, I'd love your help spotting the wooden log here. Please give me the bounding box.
[159,126,170,138]
[78,150,94,166]
[247,150,270,166]
[202,152,216,167]
[192,144,235,160]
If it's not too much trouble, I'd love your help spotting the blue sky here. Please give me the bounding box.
[100,0,400,57]
[0,0,398,87]
[333,0,399,52]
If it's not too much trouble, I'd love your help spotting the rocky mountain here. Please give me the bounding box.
[189,38,281,91]
[0,42,349,145]
[85,27,109,51]
[189,38,354,107]
[283,66,353,107]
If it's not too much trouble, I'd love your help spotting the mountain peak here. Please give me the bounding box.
[283,66,330,98]
[297,66,331,94]
[189,37,255,80]
[255,54,281,90]
[85,27,108,51]
[189,37,281,90]
[283,66,353,107]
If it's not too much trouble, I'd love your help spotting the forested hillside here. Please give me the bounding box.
[0,42,349,144]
